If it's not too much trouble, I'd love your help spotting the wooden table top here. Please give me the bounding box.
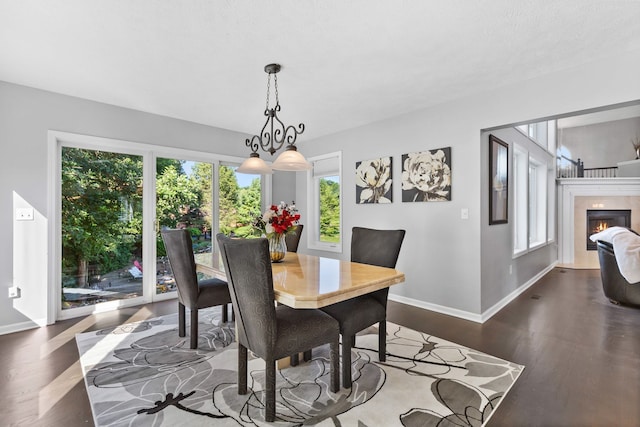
[196,252,405,309]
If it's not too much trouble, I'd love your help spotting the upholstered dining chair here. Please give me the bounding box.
[216,233,340,422]
[283,224,307,366]
[161,229,232,349]
[321,226,405,388]
[284,224,304,253]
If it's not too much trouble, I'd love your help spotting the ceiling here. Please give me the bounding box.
[1,0,640,141]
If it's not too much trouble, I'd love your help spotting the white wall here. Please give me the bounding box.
[0,81,255,334]
[559,117,640,169]
[296,49,640,321]
[480,128,557,313]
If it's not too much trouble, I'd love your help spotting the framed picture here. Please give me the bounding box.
[489,134,508,225]
[355,157,393,203]
[401,147,451,202]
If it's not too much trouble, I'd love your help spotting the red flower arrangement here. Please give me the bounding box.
[261,202,300,235]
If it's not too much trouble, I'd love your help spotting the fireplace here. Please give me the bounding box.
[586,209,631,250]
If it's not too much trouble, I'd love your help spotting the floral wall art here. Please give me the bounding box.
[401,147,452,202]
[355,157,393,204]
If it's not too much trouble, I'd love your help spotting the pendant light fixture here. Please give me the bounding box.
[237,63,312,174]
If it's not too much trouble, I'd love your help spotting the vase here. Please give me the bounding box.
[267,233,287,263]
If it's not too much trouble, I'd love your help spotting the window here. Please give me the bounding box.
[307,152,342,252]
[528,157,547,248]
[51,131,266,321]
[218,163,263,238]
[516,121,553,152]
[513,145,528,255]
[513,144,550,255]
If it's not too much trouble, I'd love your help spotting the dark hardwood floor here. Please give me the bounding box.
[1,268,639,426]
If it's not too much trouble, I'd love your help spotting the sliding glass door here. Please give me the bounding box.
[155,158,215,292]
[60,146,145,311]
[218,163,262,238]
[54,132,269,320]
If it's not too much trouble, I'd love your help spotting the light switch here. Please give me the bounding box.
[16,208,34,221]
[461,208,469,220]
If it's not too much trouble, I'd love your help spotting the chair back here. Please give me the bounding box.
[351,227,405,306]
[161,229,199,307]
[351,227,405,268]
[216,234,277,357]
[285,224,304,252]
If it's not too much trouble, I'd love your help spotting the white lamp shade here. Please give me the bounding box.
[237,155,273,174]
[271,147,312,171]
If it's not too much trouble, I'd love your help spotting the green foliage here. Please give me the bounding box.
[320,178,341,242]
[236,178,262,235]
[218,165,239,234]
[155,165,203,229]
[61,147,144,286]
[156,158,184,175]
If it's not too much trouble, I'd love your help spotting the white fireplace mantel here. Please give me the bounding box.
[557,178,640,266]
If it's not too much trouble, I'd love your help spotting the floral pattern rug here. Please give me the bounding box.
[76,307,523,426]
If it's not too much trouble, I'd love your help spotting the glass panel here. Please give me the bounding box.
[61,147,143,309]
[319,176,340,243]
[219,164,262,238]
[156,159,214,289]
[513,148,528,254]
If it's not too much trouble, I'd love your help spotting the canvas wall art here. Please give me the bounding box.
[401,147,452,202]
[355,157,393,203]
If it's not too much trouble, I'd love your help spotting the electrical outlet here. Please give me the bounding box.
[16,208,34,221]
[8,286,20,298]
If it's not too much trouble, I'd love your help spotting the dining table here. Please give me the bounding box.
[196,251,405,309]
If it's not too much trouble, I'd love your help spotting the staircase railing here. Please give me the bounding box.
[556,155,618,178]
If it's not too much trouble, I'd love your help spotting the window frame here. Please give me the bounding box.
[48,130,267,322]
[512,142,551,257]
[528,156,547,249]
[306,151,342,253]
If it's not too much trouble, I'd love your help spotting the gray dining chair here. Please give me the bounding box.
[321,226,405,388]
[216,233,340,422]
[284,224,304,253]
[161,229,232,349]
[284,223,305,366]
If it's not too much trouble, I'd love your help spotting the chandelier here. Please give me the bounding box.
[237,63,312,174]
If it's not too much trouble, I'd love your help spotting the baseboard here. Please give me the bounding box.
[480,261,557,322]
[0,318,46,336]
[389,261,558,324]
[389,294,484,323]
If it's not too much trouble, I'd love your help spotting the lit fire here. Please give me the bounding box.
[593,221,609,233]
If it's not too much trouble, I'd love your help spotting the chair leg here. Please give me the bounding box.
[290,353,299,366]
[178,302,186,337]
[378,321,386,362]
[238,344,248,395]
[291,349,312,366]
[342,335,353,388]
[265,359,276,422]
[222,304,228,323]
[190,308,198,349]
[329,340,340,393]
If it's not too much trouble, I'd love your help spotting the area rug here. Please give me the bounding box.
[76,307,523,426]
